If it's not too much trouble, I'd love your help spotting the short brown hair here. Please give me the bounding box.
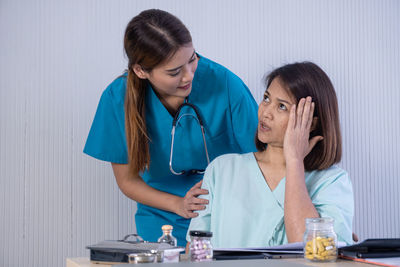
[256,62,342,171]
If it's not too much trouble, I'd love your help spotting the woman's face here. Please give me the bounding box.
[257,77,296,147]
[144,44,198,101]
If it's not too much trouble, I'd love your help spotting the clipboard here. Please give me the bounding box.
[339,238,400,259]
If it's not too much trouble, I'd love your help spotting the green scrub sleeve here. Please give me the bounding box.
[83,88,128,164]
[228,74,258,153]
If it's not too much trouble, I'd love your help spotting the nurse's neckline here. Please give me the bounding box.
[155,93,186,116]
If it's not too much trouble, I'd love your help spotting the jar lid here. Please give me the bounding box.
[305,217,335,230]
[161,225,173,231]
[189,230,213,237]
[306,217,334,224]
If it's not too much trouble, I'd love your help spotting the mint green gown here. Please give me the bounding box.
[187,153,354,247]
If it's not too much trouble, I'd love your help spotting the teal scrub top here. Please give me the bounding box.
[187,153,354,247]
[84,55,258,246]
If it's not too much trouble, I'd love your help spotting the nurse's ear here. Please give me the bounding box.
[132,64,149,80]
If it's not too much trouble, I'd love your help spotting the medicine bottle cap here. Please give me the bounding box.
[189,230,213,237]
[161,225,173,231]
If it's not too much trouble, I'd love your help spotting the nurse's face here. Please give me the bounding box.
[142,44,198,101]
[257,77,296,147]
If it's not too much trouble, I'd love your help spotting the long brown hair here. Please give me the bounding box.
[256,62,342,171]
[124,9,192,174]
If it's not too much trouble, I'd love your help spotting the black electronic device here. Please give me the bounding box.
[86,234,176,263]
[339,238,400,259]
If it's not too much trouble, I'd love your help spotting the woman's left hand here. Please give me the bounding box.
[283,97,323,163]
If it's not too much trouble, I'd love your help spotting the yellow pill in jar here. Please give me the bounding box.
[305,236,337,262]
[323,241,331,246]
[312,241,318,249]
[316,242,325,252]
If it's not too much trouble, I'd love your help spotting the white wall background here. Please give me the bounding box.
[0,0,399,266]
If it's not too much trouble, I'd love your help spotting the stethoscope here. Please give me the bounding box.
[169,99,210,175]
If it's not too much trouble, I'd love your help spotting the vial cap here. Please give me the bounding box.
[161,225,173,231]
[189,230,213,237]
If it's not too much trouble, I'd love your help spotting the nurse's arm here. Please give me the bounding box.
[111,163,208,219]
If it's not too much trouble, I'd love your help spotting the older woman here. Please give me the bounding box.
[187,62,354,247]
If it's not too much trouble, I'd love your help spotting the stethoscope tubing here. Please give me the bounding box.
[169,102,210,175]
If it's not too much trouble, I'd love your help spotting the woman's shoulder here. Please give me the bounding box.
[204,153,254,185]
[100,73,127,105]
[320,165,348,177]
[196,54,246,87]
[306,165,351,187]
[194,54,252,108]
[208,152,254,169]
[197,54,230,74]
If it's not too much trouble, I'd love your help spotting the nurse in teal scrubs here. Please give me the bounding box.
[187,62,354,247]
[83,9,258,246]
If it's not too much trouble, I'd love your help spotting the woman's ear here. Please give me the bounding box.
[132,64,149,79]
[310,117,318,132]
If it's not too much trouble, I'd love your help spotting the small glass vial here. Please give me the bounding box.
[304,217,337,262]
[189,230,213,262]
[157,225,177,246]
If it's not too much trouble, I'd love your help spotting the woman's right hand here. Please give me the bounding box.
[176,180,209,218]
[283,97,323,164]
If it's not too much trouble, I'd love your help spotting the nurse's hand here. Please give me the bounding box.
[283,97,323,163]
[176,180,209,218]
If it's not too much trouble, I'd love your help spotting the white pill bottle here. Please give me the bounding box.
[189,230,213,262]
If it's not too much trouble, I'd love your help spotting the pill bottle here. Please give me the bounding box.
[303,217,337,262]
[157,225,177,246]
[189,230,213,262]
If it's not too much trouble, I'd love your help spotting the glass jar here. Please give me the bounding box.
[189,230,213,262]
[157,225,177,246]
[304,217,337,262]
